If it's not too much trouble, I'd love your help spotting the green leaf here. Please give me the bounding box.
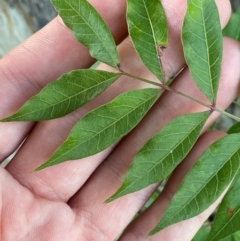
[35,88,160,170]
[127,0,168,81]
[206,175,240,241]
[223,7,240,41]
[182,0,222,103]
[192,225,211,241]
[233,230,240,240]
[107,111,209,202]
[51,0,119,68]
[1,70,119,121]
[144,192,159,210]
[150,134,240,235]
[228,122,240,134]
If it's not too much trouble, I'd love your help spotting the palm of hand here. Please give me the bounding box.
[0,0,239,240]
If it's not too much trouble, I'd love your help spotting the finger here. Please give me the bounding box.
[4,32,180,202]
[119,131,227,241]
[0,0,128,161]
[6,0,231,203]
[161,0,230,78]
[0,0,231,162]
[68,37,240,240]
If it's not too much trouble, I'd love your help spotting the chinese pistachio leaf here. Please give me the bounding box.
[223,7,240,41]
[206,175,240,241]
[51,0,119,68]
[35,88,160,170]
[127,0,168,81]
[150,134,240,235]
[182,0,222,103]
[228,122,240,134]
[1,70,119,121]
[107,111,209,202]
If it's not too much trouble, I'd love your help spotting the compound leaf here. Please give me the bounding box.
[223,7,240,41]
[36,88,160,170]
[127,0,168,81]
[150,134,240,235]
[1,70,119,121]
[206,175,240,241]
[107,111,209,202]
[51,0,119,68]
[182,0,222,103]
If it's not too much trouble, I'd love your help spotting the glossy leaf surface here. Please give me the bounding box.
[51,0,119,68]
[107,112,209,202]
[127,0,168,81]
[36,88,160,170]
[206,175,240,241]
[223,7,240,41]
[150,134,240,235]
[1,70,119,121]
[182,0,222,103]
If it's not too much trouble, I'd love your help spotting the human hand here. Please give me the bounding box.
[0,0,239,240]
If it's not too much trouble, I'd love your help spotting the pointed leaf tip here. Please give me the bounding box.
[38,88,160,168]
[107,111,209,202]
[51,0,119,68]
[151,133,240,234]
[104,198,112,204]
[34,166,44,172]
[34,164,48,172]
[0,70,119,121]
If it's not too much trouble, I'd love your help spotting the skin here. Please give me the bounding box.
[0,0,239,240]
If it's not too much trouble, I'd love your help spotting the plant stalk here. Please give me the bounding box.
[163,86,212,109]
[123,71,240,122]
[214,107,240,122]
[121,72,161,87]
[233,101,240,108]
